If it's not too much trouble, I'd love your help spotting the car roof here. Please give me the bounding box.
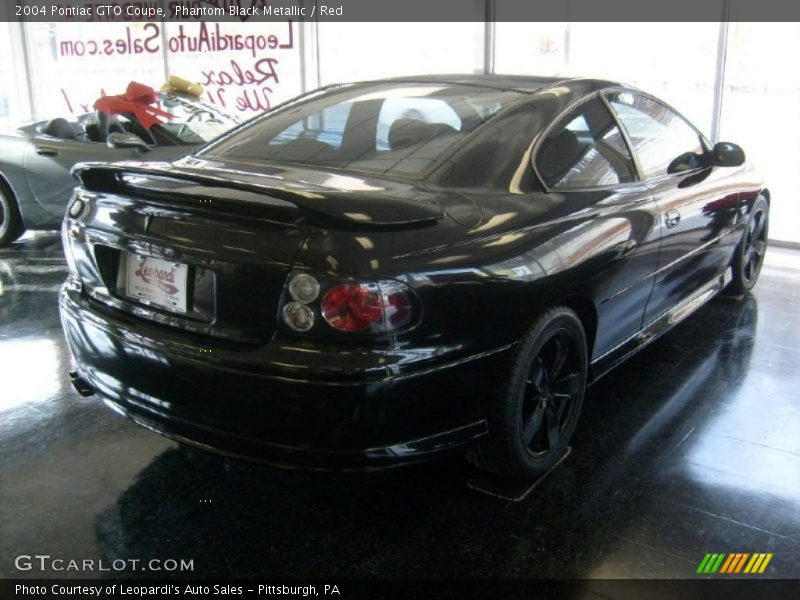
[366,74,624,94]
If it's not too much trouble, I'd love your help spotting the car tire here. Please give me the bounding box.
[468,306,588,480]
[728,195,769,294]
[0,182,24,247]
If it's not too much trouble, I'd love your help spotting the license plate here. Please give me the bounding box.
[124,253,189,314]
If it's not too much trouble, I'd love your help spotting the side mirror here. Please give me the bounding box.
[712,142,745,167]
[107,132,150,152]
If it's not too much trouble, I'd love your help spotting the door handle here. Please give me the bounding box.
[664,209,681,229]
[35,146,59,157]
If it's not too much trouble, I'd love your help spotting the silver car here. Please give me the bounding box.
[0,92,240,246]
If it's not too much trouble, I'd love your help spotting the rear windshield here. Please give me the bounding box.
[199,83,524,178]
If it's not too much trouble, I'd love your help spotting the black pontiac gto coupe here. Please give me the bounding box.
[60,75,769,479]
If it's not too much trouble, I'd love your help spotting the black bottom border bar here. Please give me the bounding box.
[3,579,800,600]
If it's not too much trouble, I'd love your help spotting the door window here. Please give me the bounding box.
[606,92,706,178]
[535,98,636,189]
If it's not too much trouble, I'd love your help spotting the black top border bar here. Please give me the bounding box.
[2,0,799,23]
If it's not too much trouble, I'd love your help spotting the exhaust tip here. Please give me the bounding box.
[69,370,95,397]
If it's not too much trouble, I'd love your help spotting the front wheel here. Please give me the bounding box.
[728,196,769,294]
[0,183,24,247]
[469,306,588,480]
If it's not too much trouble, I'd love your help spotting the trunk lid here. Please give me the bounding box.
[67,158,444,344]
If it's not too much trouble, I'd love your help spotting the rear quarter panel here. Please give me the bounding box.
[294,183,661,373]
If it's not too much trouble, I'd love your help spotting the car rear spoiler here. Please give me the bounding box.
[71,161,445,228]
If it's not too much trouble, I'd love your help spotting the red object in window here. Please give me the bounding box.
[94,81,175,129]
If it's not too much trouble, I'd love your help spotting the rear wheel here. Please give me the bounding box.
[728,196,768,293]
[469,307,588,480]
[0,183,24,247]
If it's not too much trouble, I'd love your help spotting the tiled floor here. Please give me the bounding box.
[1,233,798,580]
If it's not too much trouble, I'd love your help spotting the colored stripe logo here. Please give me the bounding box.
[697,552,773,574]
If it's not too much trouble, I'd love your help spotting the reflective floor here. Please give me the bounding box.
[1,232,799,579]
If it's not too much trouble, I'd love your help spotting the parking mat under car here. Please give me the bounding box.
[466,447,571,502]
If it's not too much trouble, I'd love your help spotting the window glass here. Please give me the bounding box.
[607,92,706,178]
[269,102,354,149]
[535,98,636,189]
[24,23,165,121]
[493,20,719,134]
[375,98,461,150]
[317,23,484,85]
[24,22,302,123]
[162,21,302,118]
[0,23,30,131]
[202,83,523,178]
[720,21,800,244]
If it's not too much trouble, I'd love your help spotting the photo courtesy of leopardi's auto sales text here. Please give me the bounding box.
[1,1,800,599]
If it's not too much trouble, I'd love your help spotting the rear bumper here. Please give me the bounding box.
[59,283,509,470]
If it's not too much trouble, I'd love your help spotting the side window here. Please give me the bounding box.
[535,98,636,189]
[606,92,706,178]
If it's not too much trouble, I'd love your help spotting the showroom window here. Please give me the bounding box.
[719,21,800,244]
[162,21,302,116]
[0,23,31,129]
[24,22,167,119]
[535,97,636,188]
[493,19,720,136]
[21,21,303,121]
[607,92,706,178]
[316,22,484,84]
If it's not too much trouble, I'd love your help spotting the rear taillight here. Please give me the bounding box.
[282,301,316,332]
[281,273,416,335]
[288,273,320,304]
[321,283,383,332]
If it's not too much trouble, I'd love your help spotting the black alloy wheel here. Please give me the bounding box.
[729,196,769,293]
[469,306,588,480]
[521,329,583,457]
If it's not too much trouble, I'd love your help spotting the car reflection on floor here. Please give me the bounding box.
[1,232,799,579]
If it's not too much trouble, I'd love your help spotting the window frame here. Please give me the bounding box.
[531,91,644,193]
[602,88,713,184]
